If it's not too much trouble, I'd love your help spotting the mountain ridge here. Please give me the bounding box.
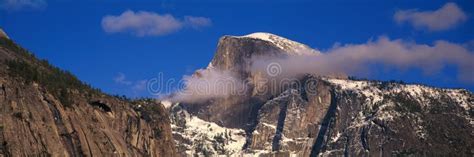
[170,32,473,156]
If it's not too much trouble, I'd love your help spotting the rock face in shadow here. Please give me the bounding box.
[0,37,176,156]
[172,33,473,156]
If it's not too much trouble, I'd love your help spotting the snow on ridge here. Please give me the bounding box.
[446,89,471,111]
[160,100,173,108]
[325,78,384,106]
[325,78,472,111]
[186,116,246,151]
[326,78,473,139]
[171,109,247,156]
[232,32,320,56]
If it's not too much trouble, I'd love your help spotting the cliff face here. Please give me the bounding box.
[170,33,473,156]
[186,35,290,129]
[0,37,176,156]
[187,33,319,129]
[248,76,332,156]
[247,76,473,156]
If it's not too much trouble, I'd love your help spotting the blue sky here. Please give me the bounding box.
[1,0,473,97]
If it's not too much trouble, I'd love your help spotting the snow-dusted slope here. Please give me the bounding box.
[235,32,320,56]
[325,78,473,125]
[326,78,472,111]
[170,76,473,156]
[317,78,473,156]
[170,106,248,156]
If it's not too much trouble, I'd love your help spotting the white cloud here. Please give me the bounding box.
[102,10,212,37]
[251,37,474,84]
[166,37,474,103]
[132,80,147,92]
[1,0,46,11]
[113,73,149,96]
[114,73,132,85]
[184,16,212,29]
[394,3,467,31]
[170,68,247,103]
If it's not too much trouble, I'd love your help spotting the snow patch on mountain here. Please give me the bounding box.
[160,100,173,108]
[170,107,247,156]
[325,78,472,111]
[235,32,320,56]
[325,77,473,129]
[326,78,384,106]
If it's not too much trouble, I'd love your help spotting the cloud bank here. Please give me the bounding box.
[169,68,246,103]
[169,37,474,103]
[394,3,467,31]
[252,37,474,83]
[184,16,212,29]
[102,10,211,37]
[1,0,46,11]
[114,73,132,85]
